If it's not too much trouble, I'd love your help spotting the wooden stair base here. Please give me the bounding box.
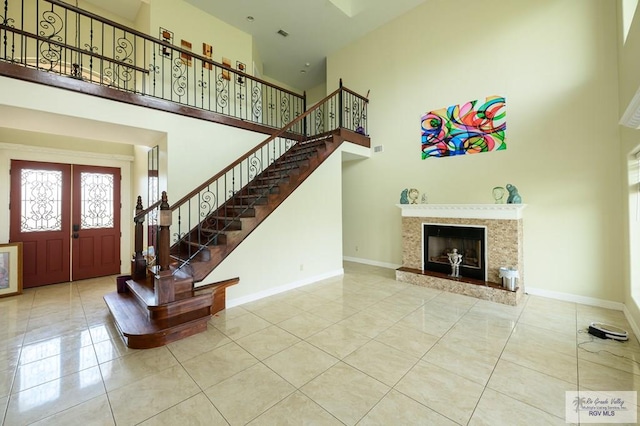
[104,276,239,349]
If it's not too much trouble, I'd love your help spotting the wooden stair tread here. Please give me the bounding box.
[104,291,211,349]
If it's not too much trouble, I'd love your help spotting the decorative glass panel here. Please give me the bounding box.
[80,172,114,229]
[20,169,63,232]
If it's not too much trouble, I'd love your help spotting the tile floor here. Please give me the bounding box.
[1,262,639,425]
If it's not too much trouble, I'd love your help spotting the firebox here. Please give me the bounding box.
[423,224,487,280]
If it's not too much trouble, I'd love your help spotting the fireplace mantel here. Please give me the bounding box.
[396,204,527,220]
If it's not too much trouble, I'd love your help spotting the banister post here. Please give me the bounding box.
[303,90,307,136]
[157,191,171,271]
[155,191,175,304]
[131,196,147,280]
[338,79,343,129]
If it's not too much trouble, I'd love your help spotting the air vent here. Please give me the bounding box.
[277,29,289,37]
[374,145,383,153]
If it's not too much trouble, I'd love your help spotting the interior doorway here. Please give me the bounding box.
[9,160,121,288]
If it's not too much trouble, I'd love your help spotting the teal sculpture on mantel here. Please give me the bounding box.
[506,184,522,204]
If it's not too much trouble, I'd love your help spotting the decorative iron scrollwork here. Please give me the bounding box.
[352,99,362,128]
[280,96,290,126]
[315,108,324,134]
[252,86,262,120]
[38,9,63,71]
[171,56,187,98]
[199,190,217,218]
[105,37,134,89]
[248,155,262,180]
[216,73,229,109]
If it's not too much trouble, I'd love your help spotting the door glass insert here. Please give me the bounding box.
[80,172,114,229]
[20,169,63,232]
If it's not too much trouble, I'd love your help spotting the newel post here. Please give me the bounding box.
[155,191,175,304]
[338,78,343,129]
[131,196,147,280]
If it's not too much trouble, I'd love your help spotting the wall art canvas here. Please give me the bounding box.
[202,43,213,70]
[421,95,506,159]
[222,57,231,80]
[180,39,192,67]
[159,27,173,57]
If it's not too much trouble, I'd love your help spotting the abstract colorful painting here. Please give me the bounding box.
[421,96,506,159]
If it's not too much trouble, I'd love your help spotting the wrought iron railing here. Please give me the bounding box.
[0,0,306,131]
[131,84,368,279]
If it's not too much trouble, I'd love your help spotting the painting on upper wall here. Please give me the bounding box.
[421,95,506,159]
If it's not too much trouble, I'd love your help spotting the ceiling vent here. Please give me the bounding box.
[277,29,289,37]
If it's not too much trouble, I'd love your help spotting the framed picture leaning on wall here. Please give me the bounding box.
[0,242,23,298]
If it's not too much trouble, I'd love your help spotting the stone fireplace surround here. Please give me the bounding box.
[396,204,526,305]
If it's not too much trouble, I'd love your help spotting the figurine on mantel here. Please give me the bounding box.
[506,184,522,204]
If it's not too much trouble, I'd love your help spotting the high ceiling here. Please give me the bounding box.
[82,0,429,91]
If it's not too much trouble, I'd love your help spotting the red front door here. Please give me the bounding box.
[9,160,121,288]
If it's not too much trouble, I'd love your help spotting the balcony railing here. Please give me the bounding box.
[0,0,306,131]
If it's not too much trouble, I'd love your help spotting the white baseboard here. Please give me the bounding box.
[525,286,624,311]
[343,256,401,270]
[226,268,344,308]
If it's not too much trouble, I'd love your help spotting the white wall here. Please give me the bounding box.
[204,152,344,303]
[328,0,623,302]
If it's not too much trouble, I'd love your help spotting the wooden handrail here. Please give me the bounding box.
[342,86,370,103]
[170,86,342,210]
[43,0,304,99]
[134,199,162,222]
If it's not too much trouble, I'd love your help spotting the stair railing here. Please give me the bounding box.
[0,0,305,130]
[131,83,368,279]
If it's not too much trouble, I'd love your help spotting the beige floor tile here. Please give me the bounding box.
[423,341,499,386]
[205,363,295,425]
[109,365,200,425]
[264,341,338,388]
[307,301,359,323]
[99,346,178,392]
[138,392,228,425]
[249,391,341,425]
[518,309,577,336]
[87,323,120,345]
[29,394,114,426]
[181,341,257,390]
[93,337,135,364]
[20,330,94,365]
[343,340,418,387]
[4,366,105,425]
[251,302,306,324]
[362,299,418,322]
[277,311,333,339]
[525,296,576,315]
[578,335,640,375]
[213,311,271,340]
[166,326,231,363]
[507,322,577,357]
[209,305,250,325]
[501,337,578,384]
[23,319,90,345]
[395,361,484,425]
[337,310,395,338]
[300,362,389,425]
[469,388,567,425]
[279,292,336,312]
[488,359,577,418]
[306,323,371,359]
[236,325,300,360]
[397,308,459,337]
[438,327,508,358]
[359,389,458,425]
[13,345,98,393]
[374,323,439,358]
[0,366,14,398]
[579,358,640,391]
[0,346,21,373]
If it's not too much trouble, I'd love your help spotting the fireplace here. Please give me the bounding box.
[396,203,526,305]
[423,224,486,280]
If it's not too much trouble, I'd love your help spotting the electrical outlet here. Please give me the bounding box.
[355,246,359,252]
[300,264,304,271]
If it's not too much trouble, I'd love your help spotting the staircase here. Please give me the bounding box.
[104,87,370,349]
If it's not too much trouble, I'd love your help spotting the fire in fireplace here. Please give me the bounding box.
[423,224,487,280]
